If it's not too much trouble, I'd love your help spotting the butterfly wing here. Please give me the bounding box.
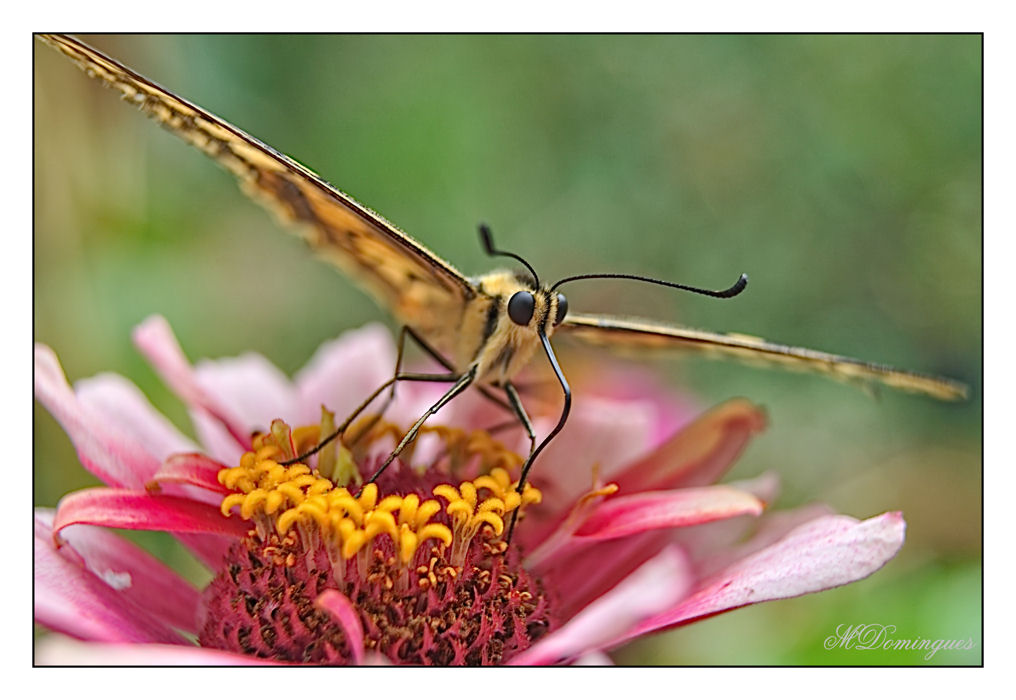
[558,312,967,401]
[39,34,476,340]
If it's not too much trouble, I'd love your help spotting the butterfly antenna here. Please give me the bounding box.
[479,223,540,287]
[551,271,748,299]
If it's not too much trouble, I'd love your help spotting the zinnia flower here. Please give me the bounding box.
[34,316,906,665]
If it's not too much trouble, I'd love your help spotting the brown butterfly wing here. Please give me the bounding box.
[39,34,476,339]
[558,312,967,401]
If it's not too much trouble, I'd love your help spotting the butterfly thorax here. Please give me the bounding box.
[443,270,563,386]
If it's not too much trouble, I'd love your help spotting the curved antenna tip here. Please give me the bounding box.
[721,273,749,298]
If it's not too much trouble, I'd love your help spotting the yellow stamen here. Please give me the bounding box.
[358,483,378,511]
[217,418,540,576]
[398,494,420,525]
[471,511,505,537]
[239,490,270,519]
[376,495,403,513]
[417,523,453,549]
[414,500,442,529]
[430,474,542,566]
[220,493,245,517]
[363,510,398,540]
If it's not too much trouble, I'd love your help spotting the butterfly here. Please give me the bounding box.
[38,35,967,532]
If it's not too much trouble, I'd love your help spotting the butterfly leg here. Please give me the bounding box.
[505,332,573,545]
[363,366,479,486]
[349,325,515,445]
[504,382,537,459]
[281,368,464,466]
[404,327,515,415]
[285,326,505,466]
[343,325,414,447]
[501,381,540,548]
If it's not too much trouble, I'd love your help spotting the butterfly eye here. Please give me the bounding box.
[554,293,568,326]
[507,291,535,326]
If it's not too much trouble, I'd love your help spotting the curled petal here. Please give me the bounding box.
[37,509,201,634]
[35,512,184,644]
[613,398,767,493]
[574,486,765,541]
[615,512,907,646]
[150,453,232,494]
[511,546,692,665]
[54,488,249,539]
[315,590,365,665]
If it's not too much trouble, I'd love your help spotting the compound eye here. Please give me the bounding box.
[507,291,536,326]
[554,293,569,326]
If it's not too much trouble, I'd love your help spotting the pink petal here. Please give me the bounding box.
[37,509,201,634]
[190,409,246,466]
[294,323,397,425]
[53,488,249,539]
[613,398,767,493]
[193,352,298,431]
[75,372,199,460]
[527,400,767,563]
[538,530,673,619]
[529,483,766,583]
[615,512,907,646]
[34,344,159,488]
[150,453,231,494]
[35,513,185,644]
[131,315,250,448]
[573,650,614,665]
[35,635,272,665]
[573,486,765,541]
[176,533,235,571]
[537,394,656,496]
[524,481,623,570]
[661,472,782,564]
[315,590,365,665]
[578,363,699,445]
[511,545,692,665]
[690,501,836,578]
[727,471,781,503]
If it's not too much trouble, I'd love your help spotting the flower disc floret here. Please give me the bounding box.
[202,419,553,664]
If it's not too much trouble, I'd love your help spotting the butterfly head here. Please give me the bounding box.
[464,269,564,385]
[469,225,572,386]
[478,270,568,332]
[477,224,569,339]
[507,279,569,331]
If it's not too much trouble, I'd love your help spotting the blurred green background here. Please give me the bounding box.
[34,35,981,664]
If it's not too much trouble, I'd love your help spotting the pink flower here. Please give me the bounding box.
[34,316,906,665]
